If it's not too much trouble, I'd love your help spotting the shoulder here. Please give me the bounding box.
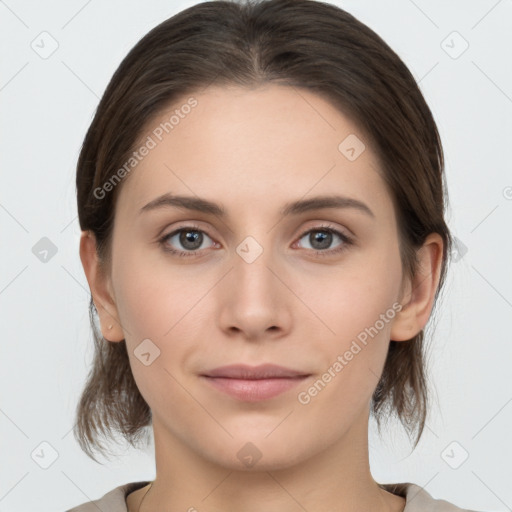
[382,482,485,512]
[65,481,151,512]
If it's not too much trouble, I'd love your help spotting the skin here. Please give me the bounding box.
[80,84,443,512]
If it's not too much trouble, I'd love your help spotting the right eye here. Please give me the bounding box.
[158,224,217,257]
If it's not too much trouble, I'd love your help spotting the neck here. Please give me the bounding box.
[133,406,405,512]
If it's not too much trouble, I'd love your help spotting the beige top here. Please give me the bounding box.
[66,480,483,511]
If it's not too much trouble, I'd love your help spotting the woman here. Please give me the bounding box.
[68,0,481,510]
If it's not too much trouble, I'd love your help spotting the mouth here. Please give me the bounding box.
[200,364,311,402]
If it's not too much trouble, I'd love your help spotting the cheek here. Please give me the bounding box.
[306,245,402,342]
[111,251,210,380]
[112,246,205,340]
[113,259,205,409]
[304,245,402,393]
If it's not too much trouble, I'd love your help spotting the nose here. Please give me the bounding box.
[216,241,292,342]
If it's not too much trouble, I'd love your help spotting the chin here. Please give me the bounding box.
[195,433,316,473]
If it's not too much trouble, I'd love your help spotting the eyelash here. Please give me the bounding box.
[158,223,354,258]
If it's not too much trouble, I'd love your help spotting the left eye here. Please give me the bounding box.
[295,227,352,254]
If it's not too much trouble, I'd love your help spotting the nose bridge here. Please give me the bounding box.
[232,232,277,297]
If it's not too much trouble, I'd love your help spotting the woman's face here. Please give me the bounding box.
[103,84,411,470]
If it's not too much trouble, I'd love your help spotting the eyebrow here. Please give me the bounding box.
[139,193,375,218]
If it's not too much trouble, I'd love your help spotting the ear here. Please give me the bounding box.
[79,230,124,342]
[390,233,444,342]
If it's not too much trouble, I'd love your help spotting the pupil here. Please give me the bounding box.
[181,230,201,249]
[312,231,331,249]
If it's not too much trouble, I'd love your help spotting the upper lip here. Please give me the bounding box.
[202,364,310,379]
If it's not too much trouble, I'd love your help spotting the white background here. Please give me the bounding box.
[0,1,511,511]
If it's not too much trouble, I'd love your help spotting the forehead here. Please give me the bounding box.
[115,84,390,221]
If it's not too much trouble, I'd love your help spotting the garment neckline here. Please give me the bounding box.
[123,480,412,509]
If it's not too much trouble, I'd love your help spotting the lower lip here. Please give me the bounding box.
[201,376,309,402]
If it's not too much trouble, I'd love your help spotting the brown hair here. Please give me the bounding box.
[74,0,452,463]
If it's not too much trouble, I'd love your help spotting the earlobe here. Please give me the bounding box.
[390,233,444,342]
[79,231,124,342]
